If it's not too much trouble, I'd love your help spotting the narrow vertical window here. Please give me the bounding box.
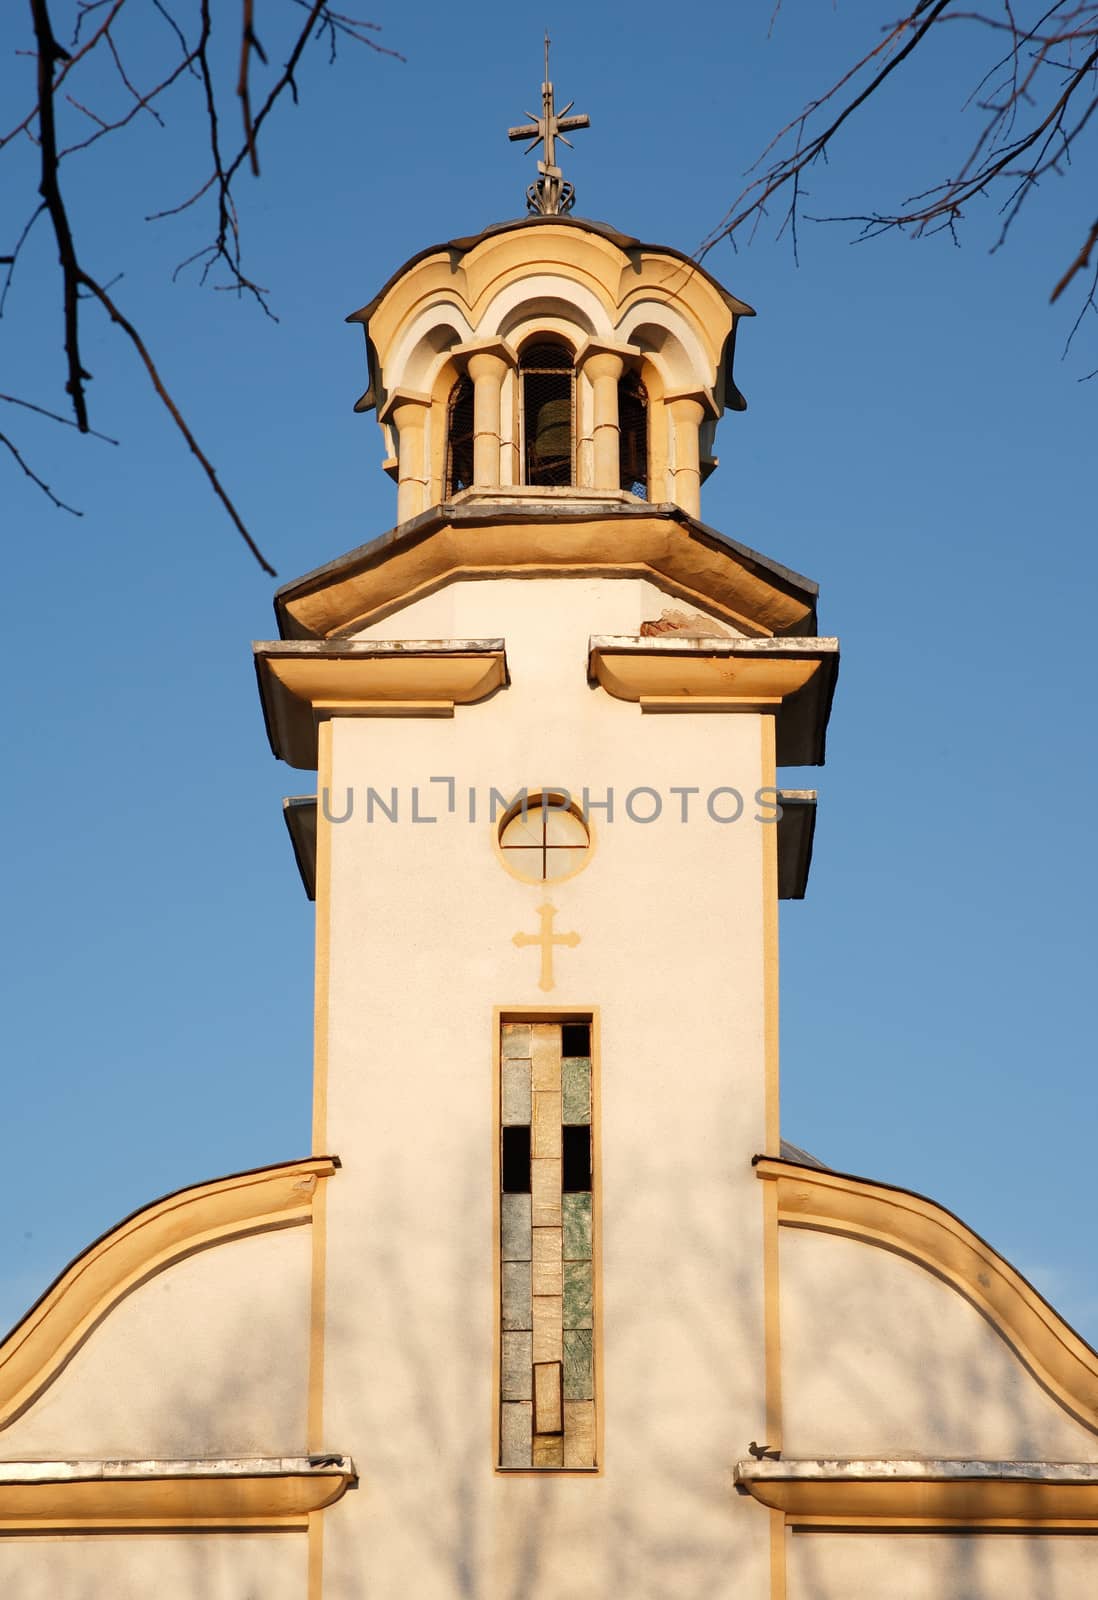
[499,1018,595,1470]
[619,371,648,498]
[521,343,575,487]
[445,375,475,496]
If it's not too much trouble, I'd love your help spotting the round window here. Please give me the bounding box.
[497,793,592,883]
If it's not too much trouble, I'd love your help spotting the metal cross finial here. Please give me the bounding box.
[507,32,590,217]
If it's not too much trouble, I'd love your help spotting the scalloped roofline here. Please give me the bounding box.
[346,213,756,335]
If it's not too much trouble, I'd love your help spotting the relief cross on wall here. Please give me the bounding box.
[513,902,580,992]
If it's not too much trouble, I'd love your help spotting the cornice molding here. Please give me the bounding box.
[254,639,509,770]
[0,1454,354,1531]
[736,1456,1098,1529]
[588,636,839,766]
[272,503,820,643]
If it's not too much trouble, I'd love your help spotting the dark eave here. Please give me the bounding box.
[281,790,818,903]
[273,499,820,642]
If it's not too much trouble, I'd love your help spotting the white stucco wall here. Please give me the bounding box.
[318,574,774,1598]
[787,1531,1098,1599]
[0,1227,312,1459]
[780,1228,1098,1461]
[354,571,744,642]
[0,1532,306,1600]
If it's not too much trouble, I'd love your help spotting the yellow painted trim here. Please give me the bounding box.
[760,716,780,1159]
[308,718,334,1453]
[756,1159,1098,1433]
[742,1475,1098,1528]
[307,1509,325,1599]
[762,1180,783,1453]
[0,1157,337,1432]
[279,520,815,642]
[491,1009,503,1475]
[640,696,783,713]
[590,649,821,705]
[769,1508,787,1599]
[311,718,334,1161]
[0,1463,352,1530]
[591,1005,605,1476]
[760,713,784,1594]
[312,699,456,718]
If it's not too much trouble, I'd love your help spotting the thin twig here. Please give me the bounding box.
[77,272,276,573]
[0,203,46,317]
[0,430,82,513]
[1053,215,1098,301]
[0,391,118,442]
[704,1,1098,351]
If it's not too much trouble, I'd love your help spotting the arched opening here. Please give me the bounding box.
[618,371,648,498]
[445,375,475,496]
[520,342,574,487]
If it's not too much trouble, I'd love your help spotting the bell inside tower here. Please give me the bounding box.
[521,342,575,486]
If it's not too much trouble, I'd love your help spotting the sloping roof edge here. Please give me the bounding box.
[273,500,819,641]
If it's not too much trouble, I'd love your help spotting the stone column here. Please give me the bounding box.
[667,394,705,518]
[584,352,625,493]
[467,350,509,488]
[387,394,431,524]
[647,397,669,503]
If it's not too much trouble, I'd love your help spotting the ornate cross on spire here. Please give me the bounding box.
[507,33,590,217]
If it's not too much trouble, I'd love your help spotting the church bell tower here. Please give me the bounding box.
[256,55,837,1597]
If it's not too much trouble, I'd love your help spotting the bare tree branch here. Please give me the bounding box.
[77,270,278,573]
[238,0,265,176]
[1053,214,1098,300]
[3,1,401,564]
[1,391,118,442]
[0,203,46,316]
[699,0,955,258]
[706,2,1098,357]
[0,429,82,514]
[30,0,90,431]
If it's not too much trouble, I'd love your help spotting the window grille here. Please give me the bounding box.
[498,793,592,883]
[618,372,648,498]
[521,343,575,487]
[445,376,475,496]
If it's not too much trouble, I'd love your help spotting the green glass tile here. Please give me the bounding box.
[501,1332,532,1400]
[501,1059,531,1125]
[563,1260,592,1329]
[563,1329,593,1400]
[500,1402,532,1467]
[502,1261,532,1331]
[502,1024,532,1060]
[561,1057,591,1124]
[501,1194,532,1261]
[562,1193,592,1261]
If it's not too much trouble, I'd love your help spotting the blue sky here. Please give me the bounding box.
[1,2,1095,1343]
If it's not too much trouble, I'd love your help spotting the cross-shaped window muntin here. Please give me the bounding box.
[499,794,591,882]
